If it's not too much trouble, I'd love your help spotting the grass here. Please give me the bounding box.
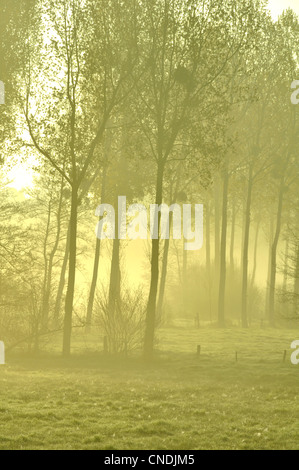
[0,325,299,450]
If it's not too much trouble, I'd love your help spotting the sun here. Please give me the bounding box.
[7,163,35,191]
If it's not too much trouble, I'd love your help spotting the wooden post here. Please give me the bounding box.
[283,350,287,363]
[0,342,5,365]
[197,345,201,357]
[235,351,238,363]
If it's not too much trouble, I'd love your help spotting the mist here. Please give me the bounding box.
[0,0,299,452]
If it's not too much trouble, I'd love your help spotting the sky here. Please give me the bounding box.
[268,0,299,19]
[7,163,34,191]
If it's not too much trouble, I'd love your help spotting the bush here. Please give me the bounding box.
[95,285,146,354]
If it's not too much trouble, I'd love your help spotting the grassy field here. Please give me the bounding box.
[0,325,299,450]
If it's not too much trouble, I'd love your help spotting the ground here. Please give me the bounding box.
[0,325,298,450]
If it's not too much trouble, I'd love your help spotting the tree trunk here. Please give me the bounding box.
[214,177,221,272]
[144,162,164,360]
[205,198,211,277]
[268,180,284,326]
[282,238,289,294]
[41,201,51,330]
[205,198,213,322]
[241,166,253,328]
[250,219,260,289]
[182,242,188,313]
[86,238,102,328]
[230,200,236,273]
[86,163,108,328]
[240,198,246,274]
[293,241,299,316]
[157,212,173,321]
[218,165,229,327]
[63,185,78,356]
[54,223,70,325]
[265,217,274,319]
[108,214,121,316]
[43,178,64,328]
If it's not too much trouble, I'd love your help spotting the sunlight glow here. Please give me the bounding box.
[7,164,35,191]
[268,0,299,19]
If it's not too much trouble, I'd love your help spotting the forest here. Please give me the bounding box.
[0,0,299,451]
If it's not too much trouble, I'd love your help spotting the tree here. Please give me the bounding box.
[20,0,138,355]
[133,0,262,358]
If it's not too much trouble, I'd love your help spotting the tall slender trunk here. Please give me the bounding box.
[157,175,179,319]
[241,166,253,328]
[41,201,51,330]
[43,178,65,328]
[206,199,211,277]
[265,217,274,318]
[230,200,236,273]
[156,239,170,322]
[86,163,108,327]
[283,238,289,294]
[63,185,78,356]
[108,199,121,316]
[250,219,260,289]
[86,238,101,326]
[157,212,173,321]
[182,243,187,312]
[218,165,229,327]
[214,178,221,272]
[144,162,164,360]
[182,245,187,283]
[175,241,182,286]
[268,180,284,326]
[205,198,213,322]
[54,223,70,324]
[241,198,246,274]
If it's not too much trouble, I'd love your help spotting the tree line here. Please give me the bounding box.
[0,0,299,358]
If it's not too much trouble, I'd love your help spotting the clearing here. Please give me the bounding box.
[0,326,298,450]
